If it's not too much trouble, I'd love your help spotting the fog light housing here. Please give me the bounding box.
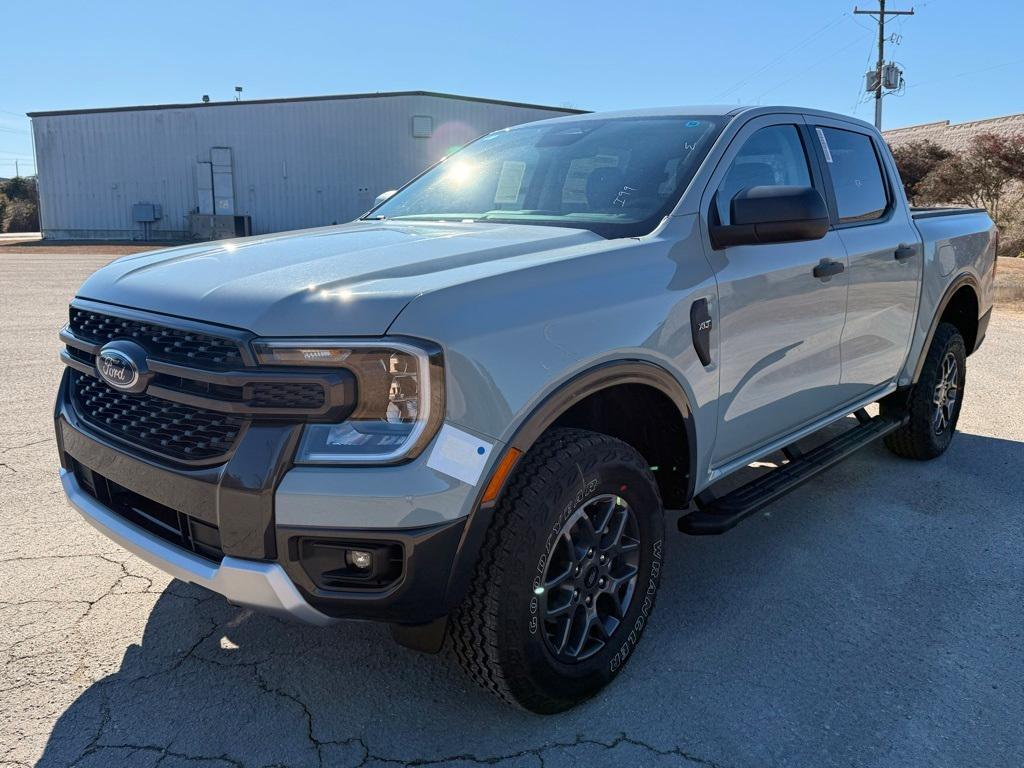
[348,550,373,570]
[294,539,404,591]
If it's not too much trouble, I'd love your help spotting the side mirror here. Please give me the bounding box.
[373,190,398,207]
[710,185,829,249]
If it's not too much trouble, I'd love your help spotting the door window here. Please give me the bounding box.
[716,125,812,225]
[817,127,889,223]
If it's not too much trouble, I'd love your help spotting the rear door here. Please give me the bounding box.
[701,115,850,466]
[809,118,922,393]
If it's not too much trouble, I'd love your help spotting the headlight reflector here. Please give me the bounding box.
[252,339,442,463]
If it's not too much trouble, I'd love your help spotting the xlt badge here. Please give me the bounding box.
[690,298,713,366]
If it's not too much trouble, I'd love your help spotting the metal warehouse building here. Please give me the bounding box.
[29,91,582,241]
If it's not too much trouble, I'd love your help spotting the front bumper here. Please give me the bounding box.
[61,467,338,625]
[55,369,474,626]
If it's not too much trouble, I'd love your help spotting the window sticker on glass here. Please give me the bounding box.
[562,155,621,204]
[816,127,834,163]
[493,160,526,204]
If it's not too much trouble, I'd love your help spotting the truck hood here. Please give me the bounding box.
[78,221,603,336]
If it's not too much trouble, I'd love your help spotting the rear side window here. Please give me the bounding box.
[715,125,812,226]
[817,127,889,223]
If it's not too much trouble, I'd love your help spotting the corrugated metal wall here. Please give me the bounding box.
[31,94,576,240]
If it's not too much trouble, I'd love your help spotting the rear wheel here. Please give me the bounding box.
[451,428,664,713]
[883,322,967,460]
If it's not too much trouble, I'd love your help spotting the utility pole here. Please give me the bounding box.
[855,1,914,130]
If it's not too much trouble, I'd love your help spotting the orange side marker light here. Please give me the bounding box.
[481,448,523,504]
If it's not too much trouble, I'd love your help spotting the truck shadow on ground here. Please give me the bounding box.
[36,430,1024,768]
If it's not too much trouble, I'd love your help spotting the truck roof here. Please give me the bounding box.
[527,105,878,132]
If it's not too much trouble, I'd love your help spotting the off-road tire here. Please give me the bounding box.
[883,322,966,460]
[450,428,665,713]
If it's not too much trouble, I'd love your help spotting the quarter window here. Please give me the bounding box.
[817,127,889,223]
[716,125,812,225]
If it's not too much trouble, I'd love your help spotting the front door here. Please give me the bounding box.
[701,117,850,466]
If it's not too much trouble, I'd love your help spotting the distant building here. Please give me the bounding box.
[29,91,583,241]
[883,112,1024,151]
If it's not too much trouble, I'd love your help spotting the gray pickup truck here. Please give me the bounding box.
[56,105,995,713]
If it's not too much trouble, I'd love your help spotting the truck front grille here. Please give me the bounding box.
[63,304,353,464]
[71,372,244,462]
[69,308,243,370]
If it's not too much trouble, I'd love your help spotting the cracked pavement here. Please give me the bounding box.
[1,251,1022,768]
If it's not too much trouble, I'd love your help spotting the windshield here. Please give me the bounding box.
[367,116,727,238]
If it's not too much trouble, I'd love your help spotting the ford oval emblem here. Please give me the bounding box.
[97,347,140,391]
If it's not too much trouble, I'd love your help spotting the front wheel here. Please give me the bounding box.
[883,322,967,460]
[450,428,664,713]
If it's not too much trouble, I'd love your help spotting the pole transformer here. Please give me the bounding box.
[855,1,914,130]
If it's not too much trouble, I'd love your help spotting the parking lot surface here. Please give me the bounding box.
[2,251,1022,768]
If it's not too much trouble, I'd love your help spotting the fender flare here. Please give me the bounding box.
[506,360,697,468]
[442,359,697,612]
[912,272,980,383]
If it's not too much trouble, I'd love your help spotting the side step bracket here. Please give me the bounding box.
[678,411,904,536]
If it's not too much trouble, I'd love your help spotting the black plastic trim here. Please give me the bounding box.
[679,412,904,534]
[690,299,712,366]
[911,207,987,220]
[710,185,829,248]
[276,518,466,624]
[975,307,992,352]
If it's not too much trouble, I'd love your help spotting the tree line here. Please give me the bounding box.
[889,132,1024,258]
[0,176,39,233]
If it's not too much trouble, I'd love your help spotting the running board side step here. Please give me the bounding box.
[678,410,904,536]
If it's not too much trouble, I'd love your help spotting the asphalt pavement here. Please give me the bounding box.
[1,251,1021,768]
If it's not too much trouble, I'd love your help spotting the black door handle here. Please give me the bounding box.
[812,259,845,280]
[895,243,916,261]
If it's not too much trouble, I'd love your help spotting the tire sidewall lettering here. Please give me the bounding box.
[609,538,662,673]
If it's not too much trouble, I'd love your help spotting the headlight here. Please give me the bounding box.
[252,339,443,464]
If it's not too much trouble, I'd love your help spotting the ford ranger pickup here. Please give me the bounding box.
[55,105,996,713]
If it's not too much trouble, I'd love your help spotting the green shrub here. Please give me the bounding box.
[0,177,39,233]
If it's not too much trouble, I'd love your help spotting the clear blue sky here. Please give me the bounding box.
[3,0,1022,176]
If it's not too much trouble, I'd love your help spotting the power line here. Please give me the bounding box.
[715,12,850,99]
[756,34,871,101]
[851,33,880,114]
[906,57,1024,89]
